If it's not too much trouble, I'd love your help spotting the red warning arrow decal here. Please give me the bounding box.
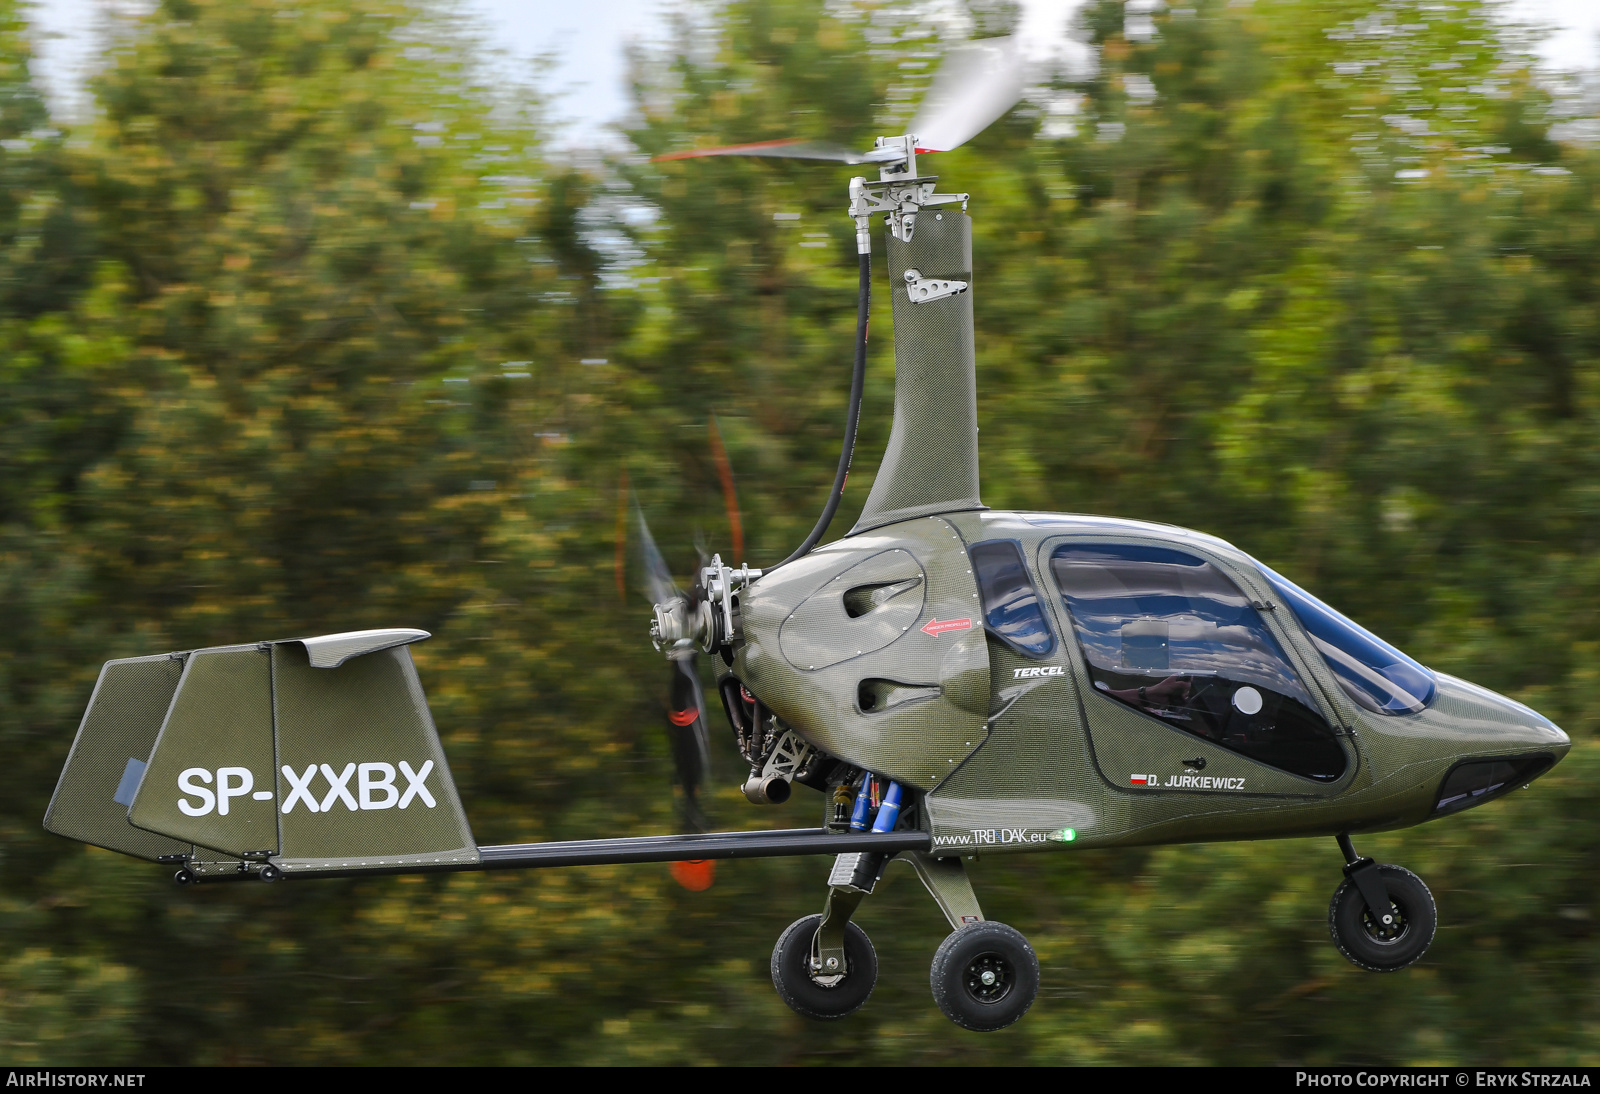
[921,617,974,638]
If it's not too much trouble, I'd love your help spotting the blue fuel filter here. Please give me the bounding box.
[849,778,873,831]
[870,781,904,833]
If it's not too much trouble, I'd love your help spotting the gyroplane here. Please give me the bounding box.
[44,36,1568,1032]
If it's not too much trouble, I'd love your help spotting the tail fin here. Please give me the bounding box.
[263,636,478,874]
[49,630,479,876]
[45,653,195,863]
[128,643,279,860]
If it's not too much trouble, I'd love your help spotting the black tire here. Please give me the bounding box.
[770,914,877,1020]
[1329,864,1437,972]
[930,921,1040,1032]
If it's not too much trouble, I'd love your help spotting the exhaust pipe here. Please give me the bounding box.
[742,773,792,805]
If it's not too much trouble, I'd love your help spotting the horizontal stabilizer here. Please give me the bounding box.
[288,628,430,669]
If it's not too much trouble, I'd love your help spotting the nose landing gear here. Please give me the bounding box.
[1328,833,1437,972]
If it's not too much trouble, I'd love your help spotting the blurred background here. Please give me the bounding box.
[4,0,1600,1066]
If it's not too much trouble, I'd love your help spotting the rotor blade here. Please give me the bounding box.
[908,36,1025,154]
[708,416,744,562]
[654,138,871,164]
[666,654,712,833]
[631,493,680,606]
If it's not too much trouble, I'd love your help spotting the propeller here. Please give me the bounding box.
[631,493,712,834]
[708,415,744,562]
[618,423,748,888]
[653,36,1025,165]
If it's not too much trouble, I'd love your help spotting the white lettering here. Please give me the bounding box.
[319,762,358,812]
[398,760,436,808]
[1153,773,1248,791]
[280,764,321,813]
[359,762,398,810]
[177,768,215,816]
[172,761,439,817]
[216,767,253,816]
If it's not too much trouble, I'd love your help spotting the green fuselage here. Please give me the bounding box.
[732,509,1568,853]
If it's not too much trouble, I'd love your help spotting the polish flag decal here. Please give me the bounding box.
[1129,774,1150,786]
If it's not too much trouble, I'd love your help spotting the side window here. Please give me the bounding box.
[970,539,1055,657]
[1050,543,1347,781]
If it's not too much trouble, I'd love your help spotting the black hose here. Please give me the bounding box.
[774,249,870,569]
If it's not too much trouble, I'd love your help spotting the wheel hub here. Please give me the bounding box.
[1361,901,1408,944]
[963,951,1014,1004]
[808,947,847,988]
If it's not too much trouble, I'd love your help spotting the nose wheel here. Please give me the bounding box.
[929,921,1040,1031]
[1329,834,1437,972]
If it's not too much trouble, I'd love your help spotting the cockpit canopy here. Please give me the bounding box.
[1051,543,1347,779]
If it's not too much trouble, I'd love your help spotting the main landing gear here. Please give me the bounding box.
[929,920,1039,1032]
[770,850,1039,1031]
[1328,833,1436,972]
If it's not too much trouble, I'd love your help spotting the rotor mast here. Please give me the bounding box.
[847,137,985,533]
[652,134,989,657]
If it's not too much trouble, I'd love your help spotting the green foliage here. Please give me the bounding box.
[3,0,1600,1066]
[0,946,139,1064]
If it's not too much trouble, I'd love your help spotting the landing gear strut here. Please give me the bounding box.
[1328,833,1436,972]
[770,853,885,1020]
[770,910,878,1020]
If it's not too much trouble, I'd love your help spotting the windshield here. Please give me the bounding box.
[1256,563,1436,716]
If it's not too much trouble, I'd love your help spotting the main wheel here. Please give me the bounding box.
[930,921,1040,1032]
[771,914,878,1020]
[1329,864,1437,972]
